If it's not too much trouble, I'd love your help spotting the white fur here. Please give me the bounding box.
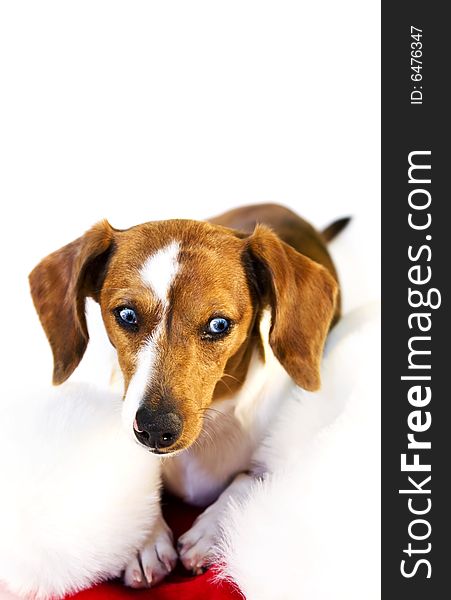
[139,241,180,305]
[0,383,161,599]
[214,304,381,600]
[178,472,255,573]
[123,511,177,588]
[122,332,161,436]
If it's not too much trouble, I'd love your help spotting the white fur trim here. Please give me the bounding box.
[0,383,161,599]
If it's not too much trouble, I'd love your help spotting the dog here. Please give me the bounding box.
[29,203,348,587]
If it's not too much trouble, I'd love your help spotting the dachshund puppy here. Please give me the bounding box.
[29,203,347,586]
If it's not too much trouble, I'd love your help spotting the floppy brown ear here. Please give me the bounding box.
[245,224,338,391]
[29,220,115,385]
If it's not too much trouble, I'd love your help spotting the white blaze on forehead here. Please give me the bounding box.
[139,241,180,305]
[123,241,180,434]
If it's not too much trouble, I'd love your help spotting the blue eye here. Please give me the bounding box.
[207,317,230,336]
[115,307,138,329]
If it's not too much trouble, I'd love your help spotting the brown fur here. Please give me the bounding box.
[29,221,116,385]
[210,203,342,319]
[29,204,341,452]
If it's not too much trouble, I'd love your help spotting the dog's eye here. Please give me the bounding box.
[207,317,230,336]
[114,307,138,330]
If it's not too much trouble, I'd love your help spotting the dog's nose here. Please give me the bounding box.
[134,405,183,450]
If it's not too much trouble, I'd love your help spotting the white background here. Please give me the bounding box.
[0,1,380,386]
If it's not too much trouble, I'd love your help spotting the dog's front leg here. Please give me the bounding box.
[177,471,258,574]
[124,508,178,588]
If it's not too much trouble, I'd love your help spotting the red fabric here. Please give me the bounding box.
[68,495,243,600]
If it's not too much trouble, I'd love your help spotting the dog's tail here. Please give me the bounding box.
[322,217,351,242]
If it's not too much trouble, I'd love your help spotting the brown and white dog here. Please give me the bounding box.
[29,203,348,587]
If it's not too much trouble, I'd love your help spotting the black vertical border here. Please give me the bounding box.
[382,2,449,598]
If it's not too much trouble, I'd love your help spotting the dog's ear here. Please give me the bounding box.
[244,224,338,391]
[29,220,115,385]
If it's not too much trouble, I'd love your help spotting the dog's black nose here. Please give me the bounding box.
[134,405,183,450]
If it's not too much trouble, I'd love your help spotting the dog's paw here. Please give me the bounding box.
[177,508,220,574]
[124,516,177,588]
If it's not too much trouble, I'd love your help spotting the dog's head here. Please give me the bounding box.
[29,219,337,454]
